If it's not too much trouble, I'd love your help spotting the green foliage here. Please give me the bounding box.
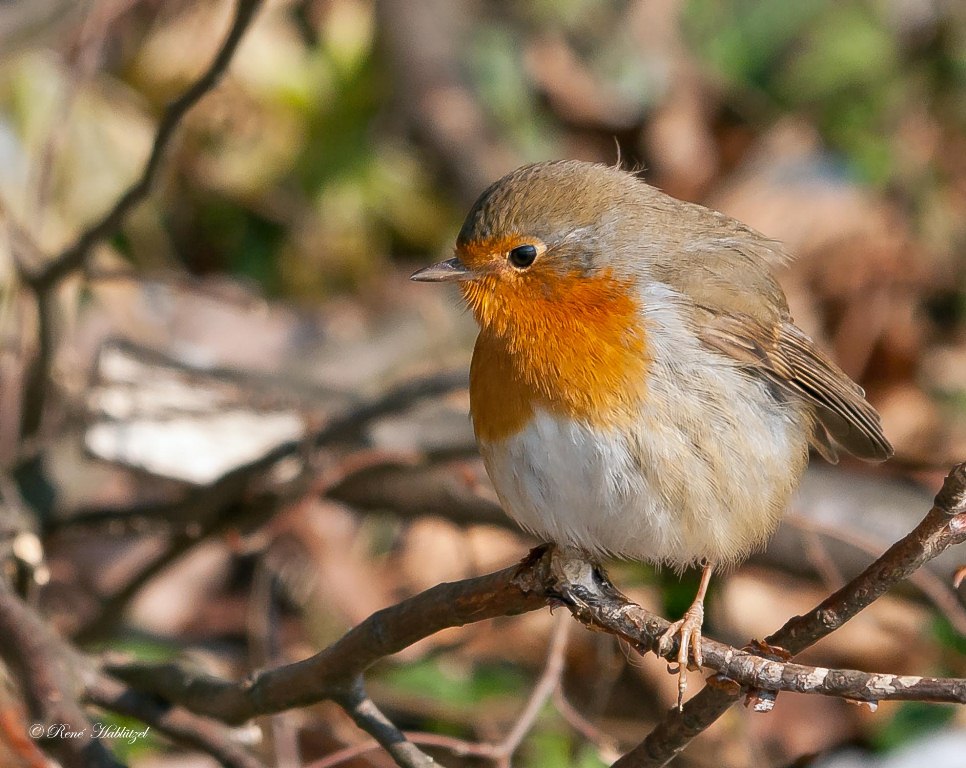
[383,657,527,708]
[469,25,561,160]
[931,614,966,658]
[659,567,707,619]
[90,713,162,763]
[682,0,965,185]
[523,727,607,768]
[870,701,957,752]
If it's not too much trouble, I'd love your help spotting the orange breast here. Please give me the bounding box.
[464,267,650,443]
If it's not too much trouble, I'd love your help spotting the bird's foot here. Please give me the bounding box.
[657,600,705,710]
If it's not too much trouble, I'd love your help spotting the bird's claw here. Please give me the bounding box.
[657,601,705,710]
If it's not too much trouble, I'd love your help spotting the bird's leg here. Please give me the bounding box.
[657,562,713,710]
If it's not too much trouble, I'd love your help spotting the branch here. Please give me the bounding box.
[0,577,124,768]
[309,608,571,767]
[785,510,966,635]
[311,370,468,448]
[23,0,264,291]
[524,550,966,707]
[491,610,570,763]
[106,561,548,723]
[613,460,966,768]
[84,675,267,768]
[10,0,263,446]
[106,459,966,765]
[334,678,443,768]
[0,568,265,767]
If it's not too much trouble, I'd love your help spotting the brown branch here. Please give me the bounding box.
[84,675,266,768]
[12,0,264,444]
[106,561,548,723]
[310,370,468,448]
[0,562,265,767]
[787,509,966,635]
[525,550,966,707]
[105,561,543,766]
[613,460,966,768]
[248,554,300,767]
[335,678,444,768]
[552,689,622,764]
[105,460,966,763]
[73,491,263,643]
[326,455,507,529]
[0,577,125,768]
[312,609,571,767]
[17,290,56,441]
[491,610,570,765]
[307,731,494,768]
[23,0,264,291]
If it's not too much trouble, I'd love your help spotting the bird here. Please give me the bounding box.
[411,160,892,706]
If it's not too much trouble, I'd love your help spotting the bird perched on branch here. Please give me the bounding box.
[412,160,892,706]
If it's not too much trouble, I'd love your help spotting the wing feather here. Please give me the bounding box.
[697,311,893,462]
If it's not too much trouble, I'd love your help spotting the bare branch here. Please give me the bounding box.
[307,732,494,768]
[106,561,548,722]
[97,464,966,767]
[529,550,966,706]
[334,678,443,768]
[84,674,266,768]
[492,610,570,764]
[613,460,966,768]
[0,561,265,767]
[17,289,55,441]
[786,509,966,635]
[23,0,265,291]
[552,689,622,764]
[314,605,571,767]
[0,578,124,768]
[11,0,264,445]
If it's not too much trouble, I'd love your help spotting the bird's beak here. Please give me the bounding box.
[410,257,472,283]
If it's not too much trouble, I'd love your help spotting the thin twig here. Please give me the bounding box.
[13,0,264,444]
[334,678,443,768]
[310,369,468,448]
[492,610,570,765]
[786,509,966,635]
[248,553,301,768]
[23,0,265,291]
[307,732,494,768]
[551,689,622,764]
[798,527,845,592]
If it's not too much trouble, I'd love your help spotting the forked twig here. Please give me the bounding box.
[12,0,265,443]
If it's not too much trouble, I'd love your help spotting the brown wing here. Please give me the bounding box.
[697,310,893,463]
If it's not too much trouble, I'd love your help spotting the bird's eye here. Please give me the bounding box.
[508,244,538,269]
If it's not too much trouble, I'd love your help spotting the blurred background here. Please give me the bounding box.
[1,0,965,766]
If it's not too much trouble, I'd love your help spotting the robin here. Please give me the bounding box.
[411,160,892,705]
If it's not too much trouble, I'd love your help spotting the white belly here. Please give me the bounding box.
[477,283,810,567]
